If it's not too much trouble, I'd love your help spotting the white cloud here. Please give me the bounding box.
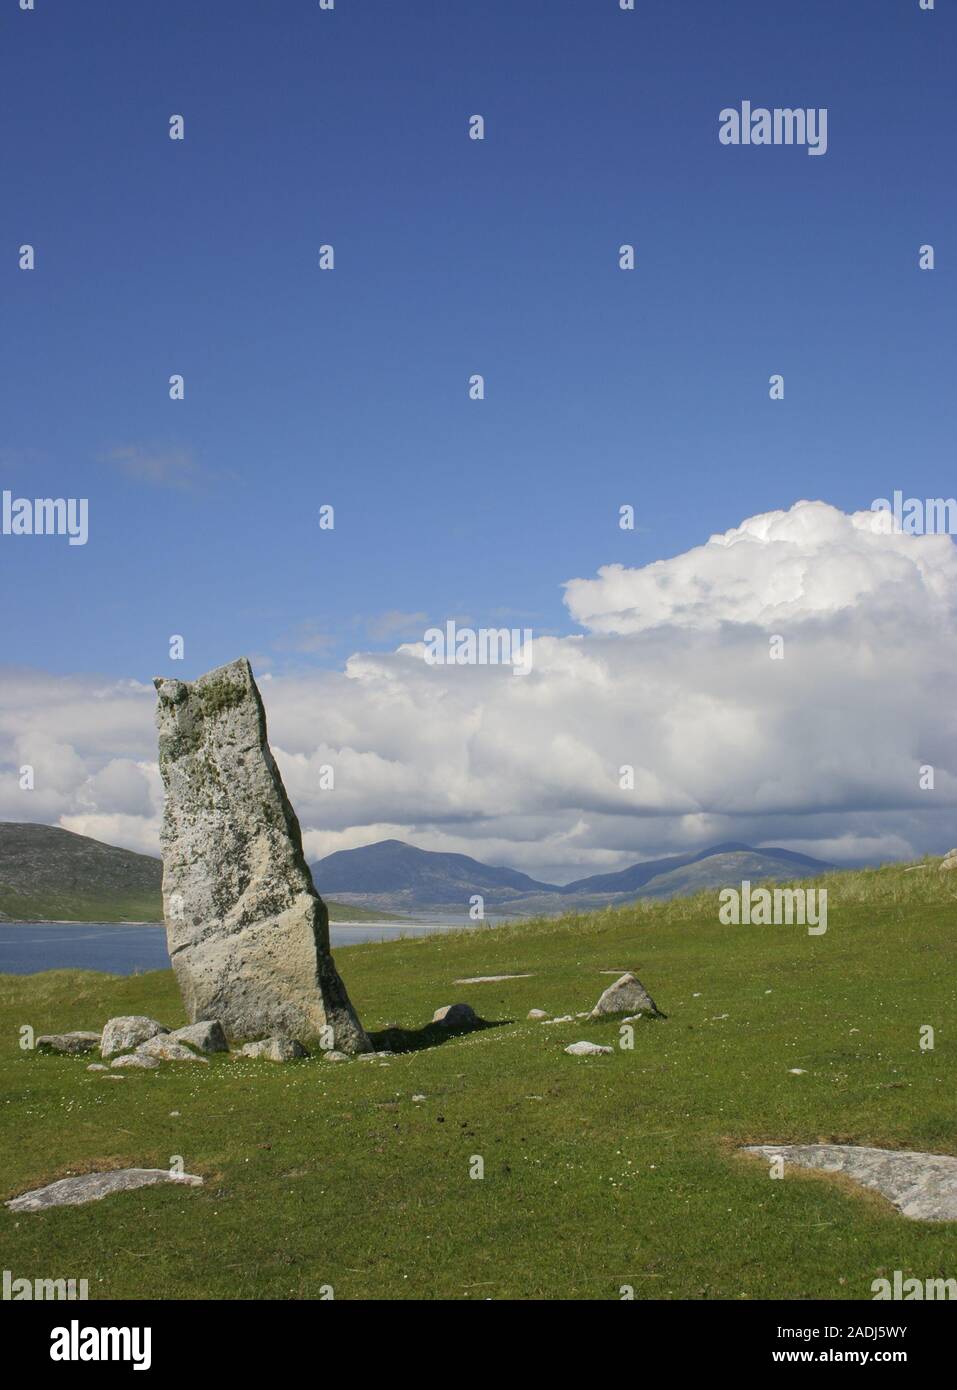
[1,501,955,878]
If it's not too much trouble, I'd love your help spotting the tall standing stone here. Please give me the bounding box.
[154,658,370,1052]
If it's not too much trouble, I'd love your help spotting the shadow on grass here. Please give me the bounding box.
[368,1017,511,1054]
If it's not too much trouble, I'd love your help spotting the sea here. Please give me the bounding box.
[0,916,489,976]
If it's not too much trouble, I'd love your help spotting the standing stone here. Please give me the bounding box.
[154,658,370,1053]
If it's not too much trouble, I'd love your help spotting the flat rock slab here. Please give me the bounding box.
[35,1032,101,1055]
[453,974,535,984]
[565,1041,614,1056]
[6,1168,203,1213]
[742,1144,957,1222]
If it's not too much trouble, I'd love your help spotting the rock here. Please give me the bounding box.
[238,1037,308,1062]
[412,1094,426,1102]
[589,972,661,1018]
[100,1016,168,1059]
[454,974,534,983]
[111,1053,161,1070]
[527,1009,548,1020]
[545,1015,574,1024]
[86,1063,108,1072]
[169,1020,228,1054]
[137,1035,209,1063]
[154,659,370,1053]
[564,1041,614,1056]
[940,850,957,871]
[788,1068,808,1075]
[35,1031,101,1055]
[741,1144,957,1222]
[321,1050,349,1062]
[432,1003,480,1030]
[6,1168,203,1212]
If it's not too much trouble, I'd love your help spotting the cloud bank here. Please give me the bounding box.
[2,501,954,880]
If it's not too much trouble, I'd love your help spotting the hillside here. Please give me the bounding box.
[0,822,394,924]
[0,857,953,1299]
[311,837,835,916]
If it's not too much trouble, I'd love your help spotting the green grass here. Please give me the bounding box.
[1,859,955,1300]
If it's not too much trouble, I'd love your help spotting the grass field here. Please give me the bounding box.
[1,860,955,1300]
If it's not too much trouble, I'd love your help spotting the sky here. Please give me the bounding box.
[1,0,955,879]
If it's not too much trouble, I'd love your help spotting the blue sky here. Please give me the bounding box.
[2,0,953,681]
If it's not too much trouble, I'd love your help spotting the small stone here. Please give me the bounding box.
[432,1003,480,1030]
[564,1041,614,1057]
[788,1068,808,1075]
[100,1016,168,1059]
[589,973,661,1019]
[112,1053,161,1070]
[321,1050,349,1062]
[6,1168,203,1212]
[137,1035,209,1064]
[35,1031,101,1056]
[546,1015,574,1024]
[86,1063,108,1072]
[454,974,534,983]
[527,1009,548,1020]
[238,1037,308,1062]
[412,1094,426,1102]
[168,1020,228,1054]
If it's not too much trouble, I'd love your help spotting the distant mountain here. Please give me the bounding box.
[0,822,393,924]
[311,838,836,916]
[0,822,162,923]
[313,838,559,909]
[560,841,832,895]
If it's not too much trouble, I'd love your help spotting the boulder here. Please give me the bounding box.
[6,1168,203,1213]
[169,1020,228,1054]
[154,659,370,1053]
[137,1035,209,1064]
[111,1053,161,1070]
[100,1016,168,1059]
[565,1041,613,1056]
[940,849,957,871]
[35,1031,101,1055]
[741,1144,957,1222]
[432,1003,480,1030]
[238,1037,308,1062]
[589,972,661,1019]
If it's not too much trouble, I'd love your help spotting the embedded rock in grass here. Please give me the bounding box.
[565,1041,613,1056]
[137,1035,209,1064]
[153,658,371,1054]
[6,1168,203,1212]
[111,1052,161,1070]
[100,1016,168,1059]
[432,1003,480,1030]
[169,1020,228,1054]
[741,1144,957,1221]
[238,1037,308,1061]
[589,972,661,1019]
[527,1009,548,1020]
[939,849,957,872]
[35,1031,102,1055]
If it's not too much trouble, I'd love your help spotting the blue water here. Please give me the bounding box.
[0,919,480,976]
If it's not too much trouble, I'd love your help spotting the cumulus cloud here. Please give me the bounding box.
[1,501,955,879]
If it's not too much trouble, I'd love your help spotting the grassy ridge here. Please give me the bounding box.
[0,860,954,1300]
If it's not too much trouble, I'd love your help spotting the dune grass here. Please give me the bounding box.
[0,859,955,1300]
